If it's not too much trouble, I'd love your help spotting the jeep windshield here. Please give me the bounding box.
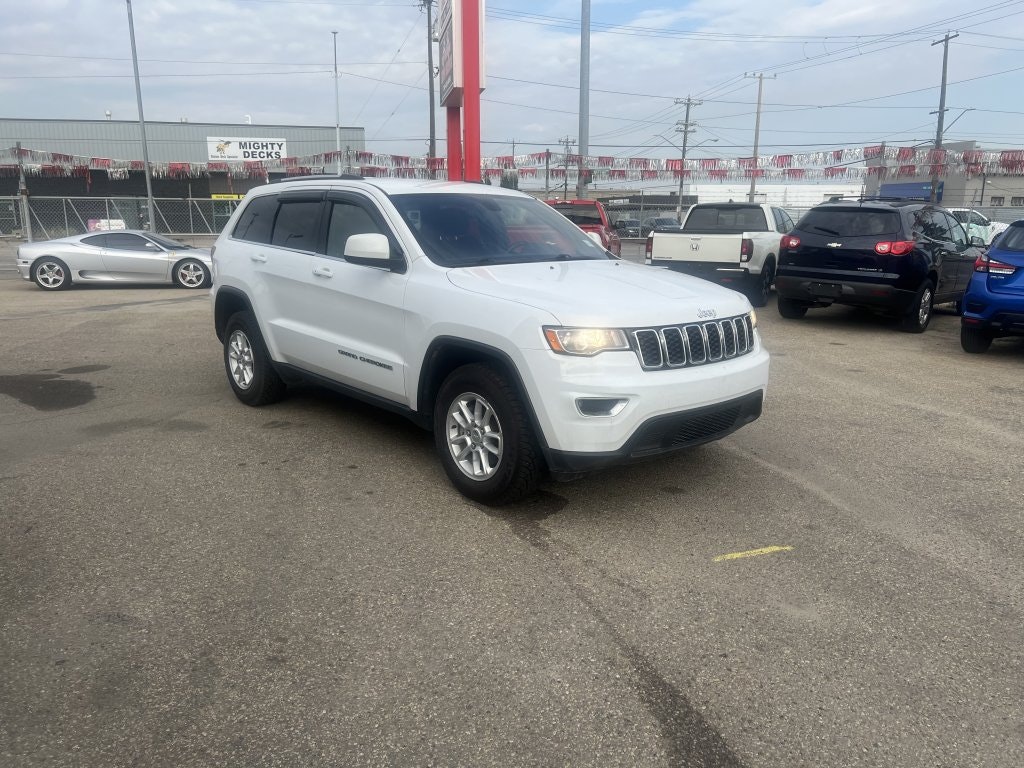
[391,193,611,268]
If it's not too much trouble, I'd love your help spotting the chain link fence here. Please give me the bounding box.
[3,196,1024,244]
[0,196,241,241]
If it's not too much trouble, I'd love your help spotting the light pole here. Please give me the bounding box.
[332,30,341,175]
[125,0,155,233]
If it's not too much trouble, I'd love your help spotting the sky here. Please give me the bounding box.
[3,0,1024,187]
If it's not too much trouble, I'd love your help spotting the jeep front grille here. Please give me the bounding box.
[631,315,755,370]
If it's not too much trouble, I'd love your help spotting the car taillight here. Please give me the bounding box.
[740,238,754,262]
[974,252,1017,275]
[645,235,653,261]
[874,240,915,255]
[780,235,800,250]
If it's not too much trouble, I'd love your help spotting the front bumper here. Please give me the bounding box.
[518,336,770,466]
[547,390,763,473]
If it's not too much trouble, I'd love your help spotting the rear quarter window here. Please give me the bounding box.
[995,225,1024,251]
[796,208,901,237]
[233,195,278,244]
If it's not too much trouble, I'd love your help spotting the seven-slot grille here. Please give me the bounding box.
[631,315,755,370]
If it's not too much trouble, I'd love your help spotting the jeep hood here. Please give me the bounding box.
[446,259,751,326]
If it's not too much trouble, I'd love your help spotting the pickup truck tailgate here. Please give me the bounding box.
[654,233,744,264]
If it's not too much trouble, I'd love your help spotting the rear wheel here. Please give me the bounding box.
[32,257,72,291]
[901,280,934,333]
[223,311,286,406]
[777,296,809,319]
[434,363,541,506]
[961,325,993,354]
[746,260,774,308]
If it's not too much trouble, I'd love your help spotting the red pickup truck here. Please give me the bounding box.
[544,199,622,257]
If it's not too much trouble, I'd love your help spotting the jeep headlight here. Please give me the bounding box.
[543,327,630,356]
[749,310,757,328]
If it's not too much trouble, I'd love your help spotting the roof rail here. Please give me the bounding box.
[272,173,364,183]
[824,194,928,204]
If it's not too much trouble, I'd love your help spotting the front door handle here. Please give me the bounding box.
[250,254,267,263]
[312,265,333,278]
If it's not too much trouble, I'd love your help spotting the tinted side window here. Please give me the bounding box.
[81,234,107,247]
[325,201,384,258]
[271,201,321,249]
[943,213,968,247]
[105,233,152,250]
[233,195,278,244]
[917,210,952,243]
[781,210,795,231]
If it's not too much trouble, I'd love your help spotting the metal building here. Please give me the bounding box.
[0,118,366,198]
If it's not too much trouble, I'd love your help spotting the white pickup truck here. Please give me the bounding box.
[645,202,796,307]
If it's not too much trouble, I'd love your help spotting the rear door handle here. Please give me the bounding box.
[312,265,333,278]
[250,254,267,263]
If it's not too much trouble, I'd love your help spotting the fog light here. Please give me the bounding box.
[576,397,628,417]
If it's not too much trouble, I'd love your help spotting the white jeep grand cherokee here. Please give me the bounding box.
[211,177,770,505]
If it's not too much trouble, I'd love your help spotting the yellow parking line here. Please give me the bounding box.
[713,545,793,562]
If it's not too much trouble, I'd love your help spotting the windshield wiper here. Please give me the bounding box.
[810,225,841,236]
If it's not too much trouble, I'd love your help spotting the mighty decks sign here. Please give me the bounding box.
[207,137,287,162]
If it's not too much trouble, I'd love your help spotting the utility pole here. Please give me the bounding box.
[332,30,341,175]
[674,96,700,220]
[576,0,591,198]
[544,149,550,196]
[745,72,775,203]
[422,0,437,170]
[930,31,958,203]
[560,136,576,198]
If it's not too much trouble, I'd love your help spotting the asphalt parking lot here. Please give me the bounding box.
[1,261,1022,767]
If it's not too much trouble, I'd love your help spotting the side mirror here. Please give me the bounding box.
[969,236,985,248]
[344,232,403,271]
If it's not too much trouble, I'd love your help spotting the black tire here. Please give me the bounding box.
[960,325,993,354]
[746,259,774,308]
[223,311,286,406]
[32,257,72,291]
[901,280,934,333]
[777,296,809,319]
[173,258,211,289]
[433,363,541,505]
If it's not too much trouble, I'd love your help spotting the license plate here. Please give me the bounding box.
[810,282,842,298]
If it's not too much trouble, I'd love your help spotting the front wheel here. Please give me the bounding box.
[961,325,993,354]
[777,296,809,319]
[901,280,934,333]
[32,257,72,291]
[434,363,541,505]
[223,311,286,406]
[173,258,210,289]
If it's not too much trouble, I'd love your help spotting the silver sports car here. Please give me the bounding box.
[15,230,213,291]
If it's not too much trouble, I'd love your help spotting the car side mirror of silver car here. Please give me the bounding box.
[969,236,985,248]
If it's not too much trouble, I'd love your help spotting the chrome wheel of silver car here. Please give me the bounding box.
[174,259,209,289]
[445,392,504,480]
[34,259,69,290]
[227,330,255,390]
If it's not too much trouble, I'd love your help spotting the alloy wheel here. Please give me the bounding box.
[227,330,255,389]
[445,392,504,480]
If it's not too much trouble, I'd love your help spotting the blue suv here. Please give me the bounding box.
[961,220,1024,353]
